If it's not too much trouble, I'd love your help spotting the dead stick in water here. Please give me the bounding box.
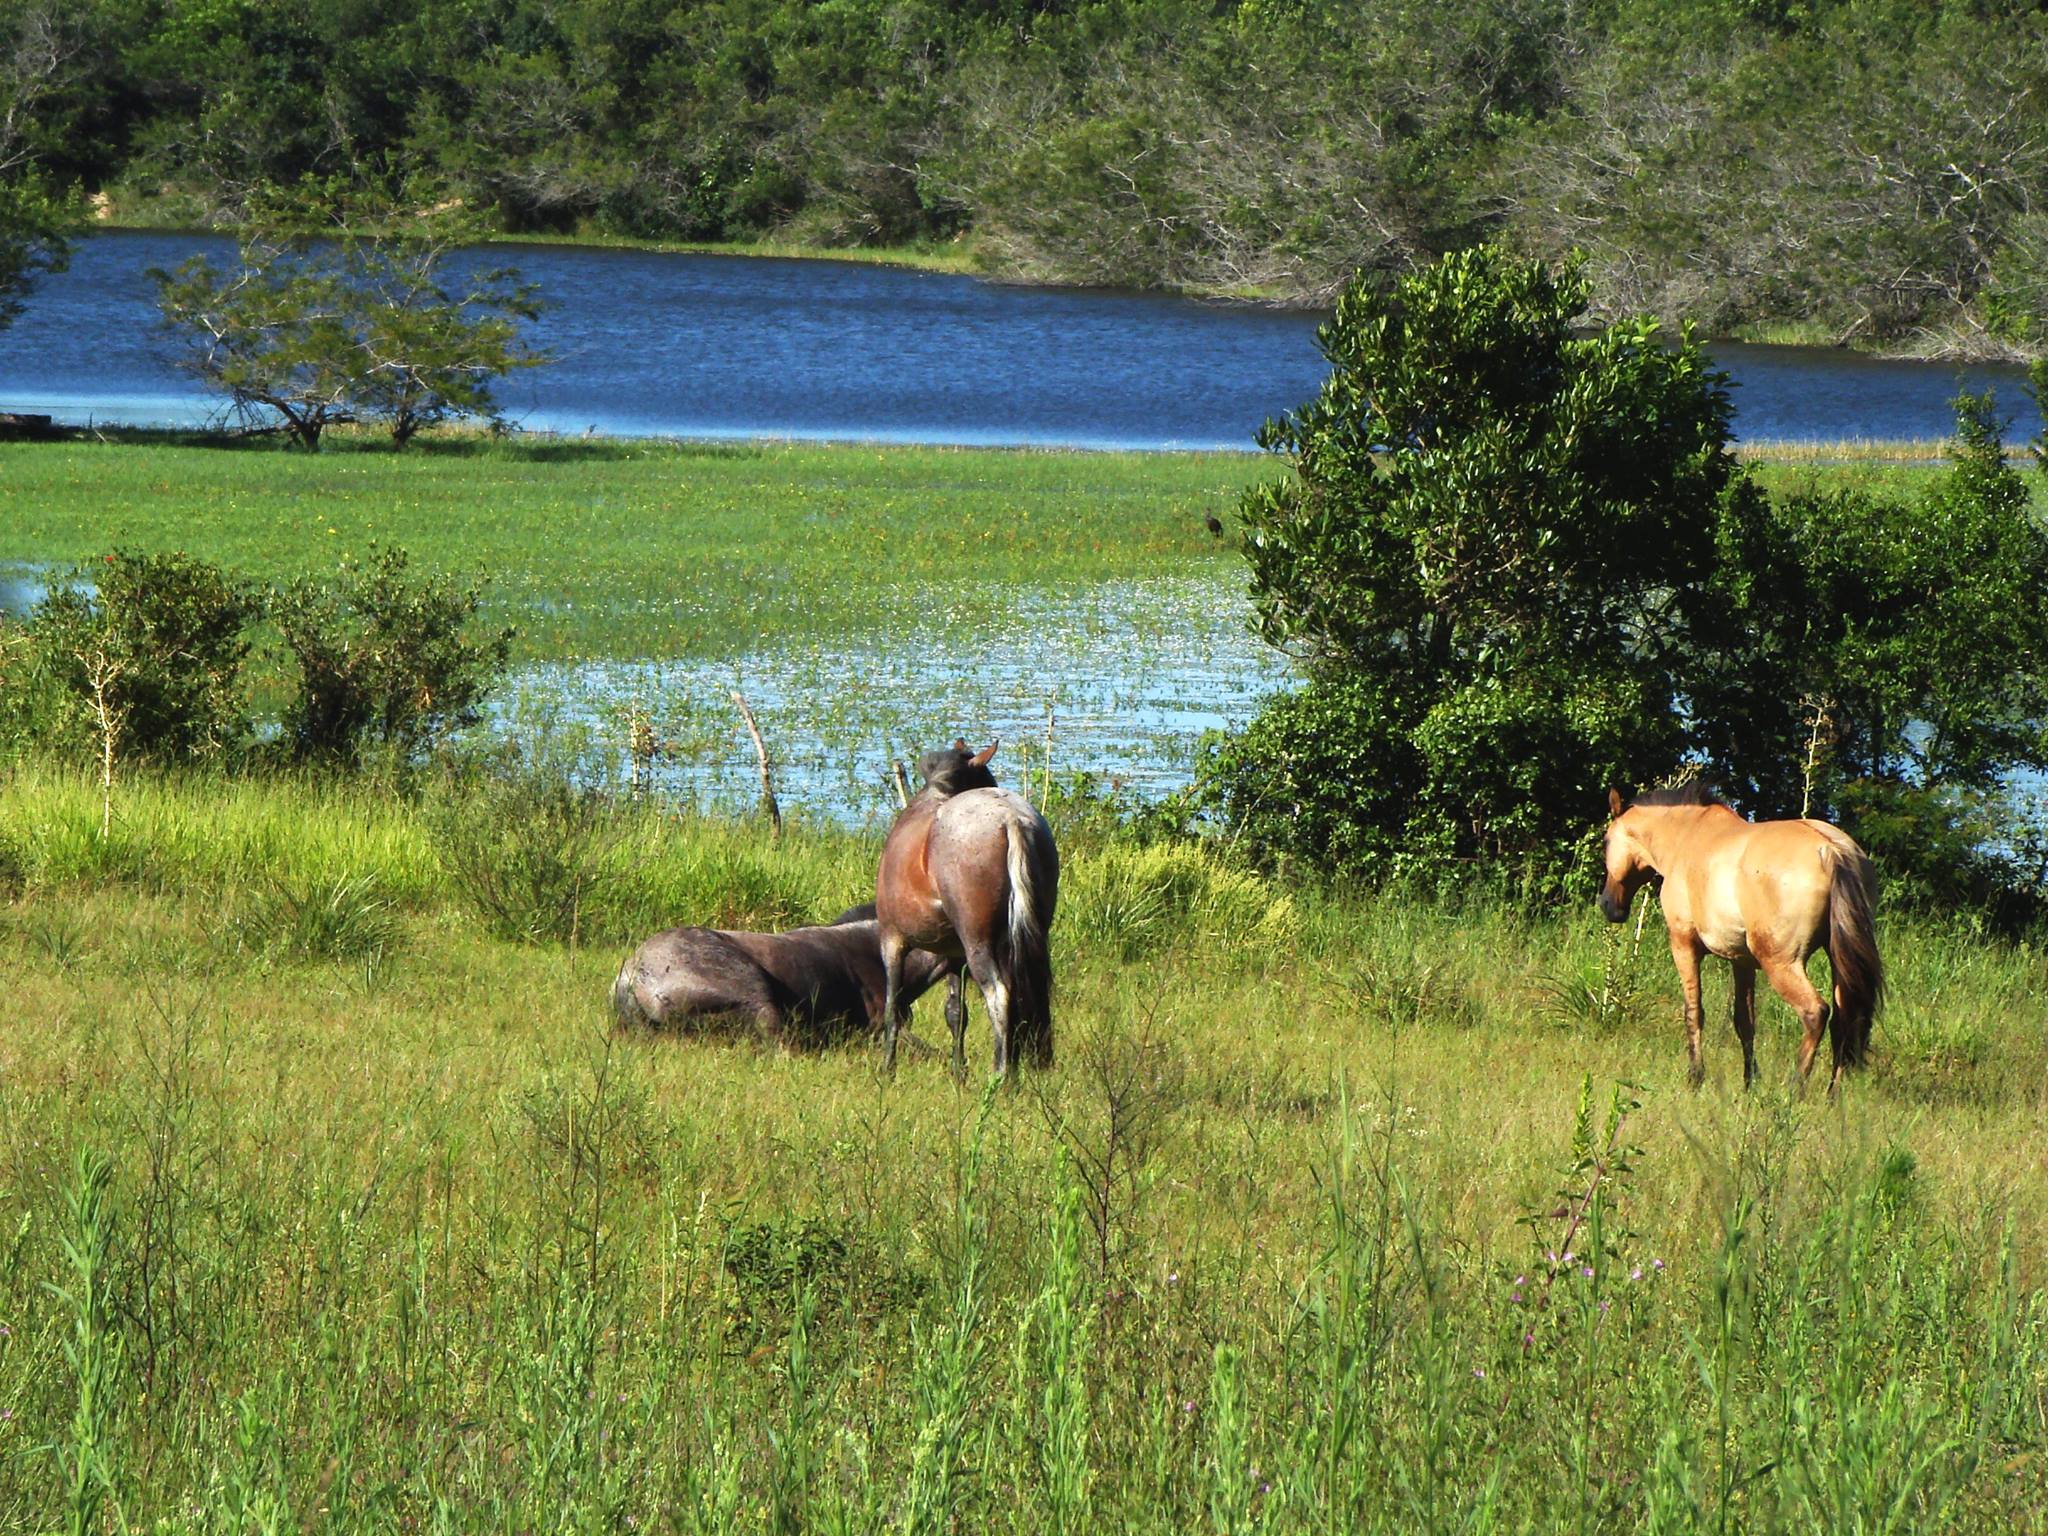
[1042,700,1055,806]
[730,689,781,839]
[891,760,912,809]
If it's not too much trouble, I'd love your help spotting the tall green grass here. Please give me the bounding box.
[0,764,2043,1529]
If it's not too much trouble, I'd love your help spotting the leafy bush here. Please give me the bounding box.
[26,551,258,764]
[272,546,513,767]
[1214,248,2048,915]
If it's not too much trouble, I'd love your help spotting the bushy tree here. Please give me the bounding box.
[28,550,258,762]
[1213,245,2048,911]
[272,546,513,766]
[1209,246,1748,887]
[154,198,544,448]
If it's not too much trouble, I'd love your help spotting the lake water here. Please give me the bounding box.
[1,231,2039,450]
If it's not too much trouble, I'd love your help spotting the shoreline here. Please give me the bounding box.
[88,218,2044,361]
[0,418,1968,464]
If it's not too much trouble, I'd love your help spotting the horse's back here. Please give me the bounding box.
[876,794,952,947]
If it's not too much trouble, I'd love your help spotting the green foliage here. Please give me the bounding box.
[271,545,513,765]
[0,173,70,329]
[1213,247,1742,887]
[1215,251,2048,911]
[1705,393,2048,910]
[152,200,543,448]
[6,0,2040,336]
[27,550,257,763]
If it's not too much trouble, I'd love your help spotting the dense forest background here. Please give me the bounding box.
[3,0,2046,352]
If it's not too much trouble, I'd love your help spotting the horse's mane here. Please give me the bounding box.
[1631,780,1724,809]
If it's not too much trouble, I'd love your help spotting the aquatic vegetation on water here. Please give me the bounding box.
[500,577,1296,820]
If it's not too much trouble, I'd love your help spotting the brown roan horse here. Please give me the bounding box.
[1599,783,1884,1094]
[876,739,1059,1075]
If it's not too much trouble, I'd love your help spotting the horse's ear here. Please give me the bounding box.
[952,737,969,752]
[1607,788,1625,819]
[970,737,999,768]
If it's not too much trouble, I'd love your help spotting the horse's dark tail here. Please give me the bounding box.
[1002,810,1058,1068]
[1823,839,1884,1072]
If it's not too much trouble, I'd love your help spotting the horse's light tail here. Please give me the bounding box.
[1823,841,1884,1071]
[1002,811,1058,1068]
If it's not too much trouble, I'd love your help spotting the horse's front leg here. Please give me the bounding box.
[1670,933,1707,1089]
[881,934,908,1074]
[945,971,967,1081]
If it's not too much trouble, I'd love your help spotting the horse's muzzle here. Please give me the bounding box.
[1597,889,1627,924]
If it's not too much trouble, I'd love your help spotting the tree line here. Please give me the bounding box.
[3,0,2047,352]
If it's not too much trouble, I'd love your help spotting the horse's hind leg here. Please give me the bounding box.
[1731,961,1759,1089]
[881,932,909,1074]
[964,942,1011,1078]
[1758,947,1829,1093]
[945,972,967,1081]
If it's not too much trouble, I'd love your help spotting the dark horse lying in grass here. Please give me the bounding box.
[876,738,1059,1076]
[613,905,960,1048]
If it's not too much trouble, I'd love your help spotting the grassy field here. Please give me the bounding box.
[0,437,1266,663]
[0,435,1993,661]
[0,763,2042,1532]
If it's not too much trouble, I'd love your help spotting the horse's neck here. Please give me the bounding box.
[1638,805,1743,869]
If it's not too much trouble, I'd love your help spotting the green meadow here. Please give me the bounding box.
[0,435,2043,1530]
[0,764,2042,1531]
[0,437,1266,662]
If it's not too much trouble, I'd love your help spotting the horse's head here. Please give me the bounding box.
[1598,787,1656,922]
[916,737,999,797]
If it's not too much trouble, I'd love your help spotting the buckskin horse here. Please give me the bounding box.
[613,905,959,1047]
[876,738,1059,1075]
[1599,783,1883,1094]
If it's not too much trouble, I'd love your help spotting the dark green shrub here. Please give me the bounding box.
[1702,394,2048,920]
[1215,247,1737,891]
[27,551,258,763]
[722,1215,927,1342]
[272,546,513,767]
